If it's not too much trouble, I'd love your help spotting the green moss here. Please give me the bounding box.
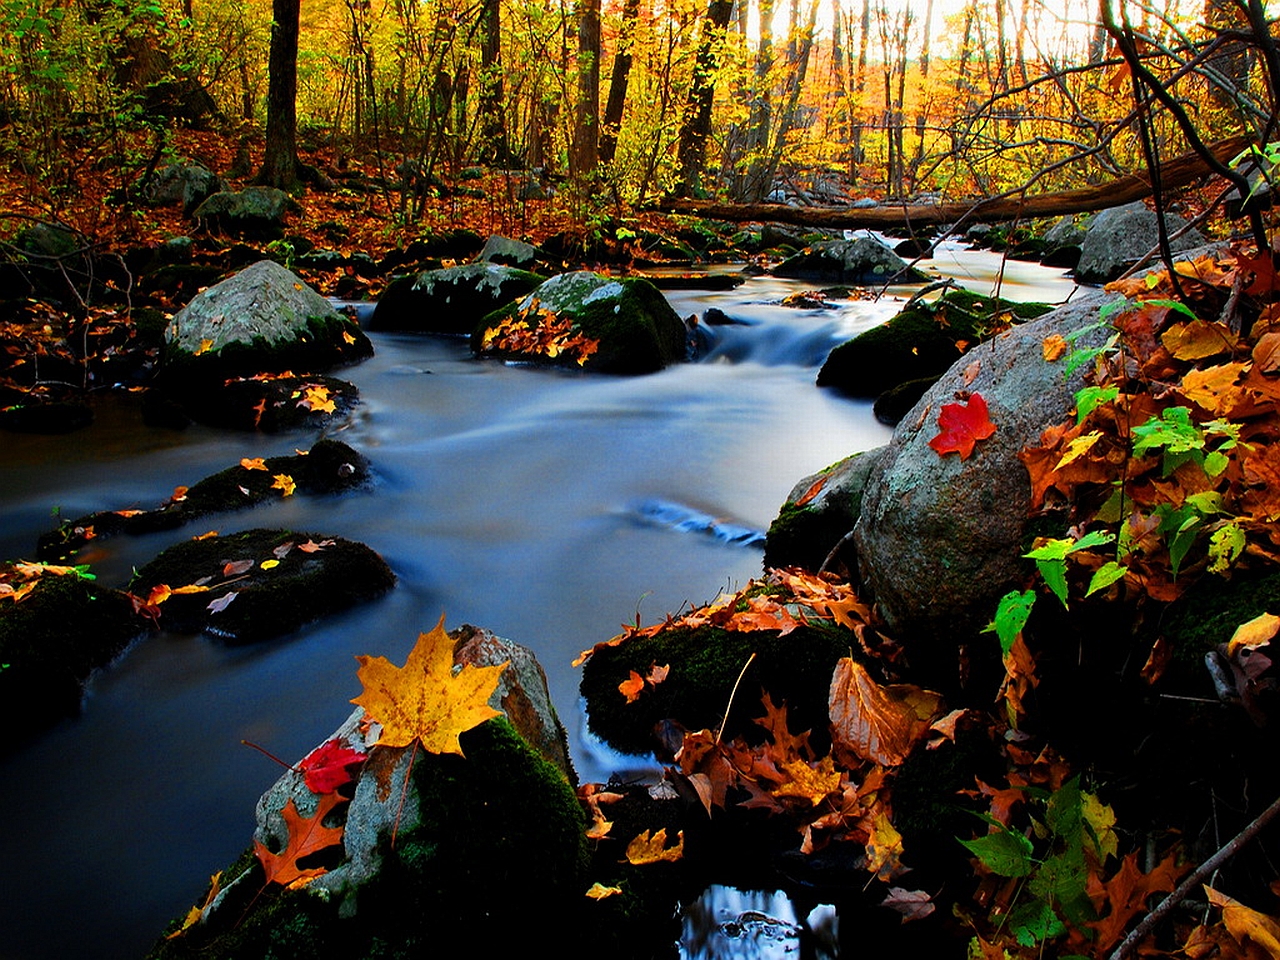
[1163,569,1280,666]
[580,623,853,756]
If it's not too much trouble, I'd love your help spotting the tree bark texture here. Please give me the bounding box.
[675,0,735,197]
[259,0,300,189]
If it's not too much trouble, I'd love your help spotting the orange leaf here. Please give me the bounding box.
[351,614,508,756]
[1205,886,1280,958]
[254,793,346,889]
[829,658,943,767]
[240,457,268,471]
[1042,333,1068,361]
[770,755,843,806]
[625,828,684,864]
[928,393,996,460]
[271,474,296,497]
[585,882,622,899]
[618,670,645,703]
[794,475,829,508]
[1162,319,1238,361]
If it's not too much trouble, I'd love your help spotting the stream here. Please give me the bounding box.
[0,240,1079,960]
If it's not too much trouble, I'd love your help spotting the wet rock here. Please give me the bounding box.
[192,186,301,240]
[38,439,372,562]
[817,289,1051,399]
[1039,214,1089,269]
[1075,201,1206,284]
[0,561,147,744]
[0,398,93,434]
[475,234,539,269]
[873,375,941,426]
[764,447,887,573]
[140,164,226,216]
[775,236,929,285]
[129,527,395,644]
[853,291,1115,645]
[472,270,688,374]
[156,259,371,411]
[369,262,542,334]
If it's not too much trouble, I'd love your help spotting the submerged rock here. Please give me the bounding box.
[774,236,930,285]
[129,527,395,644]
[369,262,542,334]
[471,270,688,374]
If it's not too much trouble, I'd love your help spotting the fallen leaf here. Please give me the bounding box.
[928,393,997,460]
[254,793,346,889]
[298,538,335,553]
[619,670,646,703]
[351,614,508,756]
[298,739,366,794]
[881,887,936,923]
[829,658,943,767]
[207,592,238,613]
[223,559,254,576]
[1205,886,1280,958]
[864,809,906,880]
[1042,333,1068,361]
[165,872,222,939]
[1226,613,1280,656]
[625,828,684,865]
[271,474,296,497]
[240,458,268,471]
[771,755,843,806]
[585,882,622,899]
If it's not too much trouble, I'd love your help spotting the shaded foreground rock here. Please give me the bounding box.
[368,262,542,333]
[472,270,688,374]
[853,291,1116,645]
[1074,201,1206,284]
[192,186,301,240]
[129,528,395,643]
[0,562,147,745]
[38,439,371,562]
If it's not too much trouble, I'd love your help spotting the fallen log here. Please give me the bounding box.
[656,136,1251,230]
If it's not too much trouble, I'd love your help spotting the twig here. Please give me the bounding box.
[1109,788,1280,960]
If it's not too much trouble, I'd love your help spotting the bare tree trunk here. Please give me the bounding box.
[570,0,601,177]
[599,0,640,165]
[675,0,735,196]
[258,0,300,190]
[478,0,511,163]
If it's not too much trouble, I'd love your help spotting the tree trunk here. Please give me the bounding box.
[258,0,300,190]
[599,0,640,165]
[674,0,735,196]
[570,0,601,177]
[478,0,511,164]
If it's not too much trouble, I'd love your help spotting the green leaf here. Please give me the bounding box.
[1009,899,1066,946]
[958,828,1035,877]
[1141,297,1198,320]
[1208,523,1246,574]
[986,589,1036,656]
[1085,561,1127,597]
[1204,450,1230,477]
[1131,407,1203,459]
[1185,491,1226,515]
[1074,385,1120,424]
[1045,776,1082,839]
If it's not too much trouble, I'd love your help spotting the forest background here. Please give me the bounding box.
[0,0,1275,256]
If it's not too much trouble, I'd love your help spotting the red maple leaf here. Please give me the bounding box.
[297,739,367,794]
[928,393,997,459]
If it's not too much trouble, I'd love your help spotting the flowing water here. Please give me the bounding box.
[0,240,1079,960]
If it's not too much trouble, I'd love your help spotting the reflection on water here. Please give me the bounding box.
[681,886,839,960]
[0,252,1077,960]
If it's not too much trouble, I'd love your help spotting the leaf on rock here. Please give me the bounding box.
[928,392,997,460]
[829,657,943,767]
[881,887,936,923]
[351,614,508,755]
[585,883,622,900]
[240,458,267,471]
[271,474,296,497]
[1226,612,1280,656]
[1042,334,1068,362]
[618,670,646,703]
[298,739,367,794]
[254,793,346,889]
[625,828,684,865]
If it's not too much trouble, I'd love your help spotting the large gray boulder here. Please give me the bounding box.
[775,236,930,285]
[141,163,226,215]
[369,262,542,334]
[160,259,372,386]
[1075,201,1206,284]
[192,186,300,239]
[853,291,1116,644]
[475,234,539,269]
[472,270,688,374]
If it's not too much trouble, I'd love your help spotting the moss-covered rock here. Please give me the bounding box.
[764,448,887,573]
[0,563,146,744]
[774,236,930,285]
[160,260,371,386]
[38,439,372,562]
[129,528,395,643]
[817,289,1052,399]
[471,271,689,374]
[369,262,542,334]
[192,187,301,240]
[873,375,942,426]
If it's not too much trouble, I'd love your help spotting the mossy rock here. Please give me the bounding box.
[158,260,372,392]
[471,271,688,374]
[774,236,929,285]
[369,262,542,334]
[580,622,853,757]
[38,440,371,562]
[0,564,146,743]
[191,187,301,241]
[129,528,395,644]
[873,375,942,426]
[147,719,590,958]
[764,448,886,573]
[817,289,1052,399]
[1162,568,1280,668]
[177,372,361,432]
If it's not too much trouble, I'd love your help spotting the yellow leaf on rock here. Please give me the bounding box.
[1042,333,1068,361]
[1206,886,1280,958]
[271,474,296,497]
[619,670,645,703]
[585,883,622,900]
[351,615,508,756]
[1227,613,1280,657]
[194,338,214,356]
[241,457,267,471]
[625,828,684,865]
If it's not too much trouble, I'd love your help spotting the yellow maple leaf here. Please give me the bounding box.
[351,615,508,756]
[771,755,843,806]
[625,828,684,865]
[1042,333,1068,361]
[271,474,296,497]
[342,330,357,345]
[240,457,267,471]
[585,882,622,900]
[864,809,906,881]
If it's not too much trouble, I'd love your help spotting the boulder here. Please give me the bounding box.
[1074,201,1206,284]
[471,270,689,374]
[774,236,930,285]
[0,562,146,745]
[764,448,887,573]
[1039,214,1089,269]
[129,527,395,644]
[852,291,1116,646]
[475,234,539,269]
[141,163,226,215]
[192,186,301,240]
[817,289,1052,399]
[369,262,542,334]
[158,259,372,390]
[38,439,372,562]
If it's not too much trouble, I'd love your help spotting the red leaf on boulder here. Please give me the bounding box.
[928,393,997,459]
[298,738,367,794]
